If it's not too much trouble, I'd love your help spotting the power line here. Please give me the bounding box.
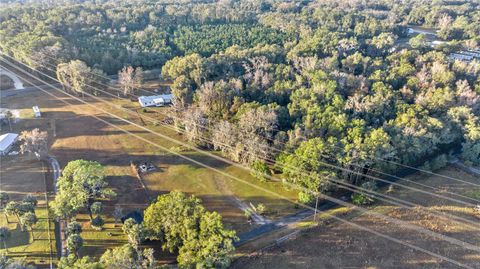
[9,50,480,206]
[8,49,476,186]
[5,52,480,207]
[6,52,480,212]
[4,54,480,232]
[4,57,480,258]
[2,61,477,269]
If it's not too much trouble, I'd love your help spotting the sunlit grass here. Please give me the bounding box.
[0,206,56,266]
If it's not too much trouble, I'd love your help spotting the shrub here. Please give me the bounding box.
[66,221,82,236]
[256,203,266,215]
[419,161,431,172]
[91,216,105,230]
[250,160,272,182]
[244,210,252,221]
[351,193,373,205]
[352,181,377,205]
[91,202,103,215]
[298,191,315,205]
[430,154,448,171]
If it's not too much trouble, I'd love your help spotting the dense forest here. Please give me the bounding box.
[1,0,479,205]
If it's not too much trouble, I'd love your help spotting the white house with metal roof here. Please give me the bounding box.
[0,133,18,156]
[138,94,173,107]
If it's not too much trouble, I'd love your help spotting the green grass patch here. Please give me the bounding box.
[76,214,127,258]
[465,189,480,200]
[0,206,56,266]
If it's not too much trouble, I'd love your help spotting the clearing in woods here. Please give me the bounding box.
[0,82,300,263]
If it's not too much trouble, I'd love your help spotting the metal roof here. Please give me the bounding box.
[0,133,18,152]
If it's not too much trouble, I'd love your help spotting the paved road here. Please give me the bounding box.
[0,83,58,98]
[0,66,24,89]
[47,157,66,257]
[236,201,337,245]
[451,159,480,176]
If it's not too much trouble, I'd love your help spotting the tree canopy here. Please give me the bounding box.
[144,191,237,268]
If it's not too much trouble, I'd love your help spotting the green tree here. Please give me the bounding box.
[67,234,84,258]
[66,221,82,236]
[91,216,105,230]
[177,212,237,269]
[20,212,38,241]
[122,218,146,249]
[50,192,77,221]
[5,201,34,227]
[171,75,195,108]
[22,194,38,207]
[91,202,103,217]
[4,111,13,132]
[278,138,337,204]
[58,255,103,269]
[250,160,272,182]
[51,160,115,222]
[144,191,205,252]
[144,191,237,267]
[0,193,10,223]
[256,203,266,215]
[100,244,155,269]
[5,202,20,223]
[409,34,428,50]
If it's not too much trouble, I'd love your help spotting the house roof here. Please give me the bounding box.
[0,133,18,152]
[138,94,173,104]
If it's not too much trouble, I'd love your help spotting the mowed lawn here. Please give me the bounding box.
[2,84,301,260]
[0,158,56,267]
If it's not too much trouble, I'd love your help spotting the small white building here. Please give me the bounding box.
[430,40,446,47]
[0,133,19,156]
[138,94,173,107]
[32,106,41,118]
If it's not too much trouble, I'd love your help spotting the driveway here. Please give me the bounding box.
[47,157,67,257]
[0,66,24,90]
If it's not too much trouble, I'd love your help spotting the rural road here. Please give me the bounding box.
[236,201,337,245]
[0,66,24,90]
[0,83,59,98]
[450,159,480,176]
[47,156,66,257]
[237,159,480,246]
[214,177,271,225]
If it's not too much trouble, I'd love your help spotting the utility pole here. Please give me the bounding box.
[313,193,319,222]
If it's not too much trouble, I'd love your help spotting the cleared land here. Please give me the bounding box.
[232,166,480,269]
[1,82,300,262]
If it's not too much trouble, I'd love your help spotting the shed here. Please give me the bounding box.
[138,94,173,107]
[0,133,19,156]
[32,106,41,118]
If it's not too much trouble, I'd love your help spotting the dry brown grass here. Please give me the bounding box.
[232,167,480,269]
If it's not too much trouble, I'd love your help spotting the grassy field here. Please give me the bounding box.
[0,158,56,267]
[1,82,301,261]
[231,166,480,269]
